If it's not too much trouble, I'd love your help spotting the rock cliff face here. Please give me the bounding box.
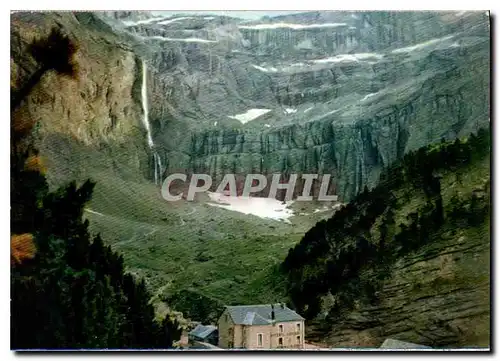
[10,12,158,186]
[127,11,489,200]
[10,11,491,348]
[11,12,144,145]
[322,223,490,347]
[11,11,490,200]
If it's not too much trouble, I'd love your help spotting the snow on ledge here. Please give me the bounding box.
[123,16,167,26]
[228,109,271,124]
[252,64,278,73]
[207,192,294,222]
[312,53,383,64]
[361,93,378,102]
[146,36,217,43]
[239,22,348,30]
[391,35,455,54]
[157,17,194,25]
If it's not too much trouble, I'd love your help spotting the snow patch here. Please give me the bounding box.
[252,64,270,72]
[239,22,348,30]
[207,192,294,222]
[321,109,341,118]
[214,121,218,126]
[284,108,297,114]
[255,53,381,73]
[228,109,271,124]
[312,53,383,64]
[361,93,378,101]
[147,36,217,43]
[157,17,194,25]
[391,35,454,53]
[264,124,271,128]
[281,63,311,72]
[123,16,167,26]
[252,64,278,73]
[304,107,314,113]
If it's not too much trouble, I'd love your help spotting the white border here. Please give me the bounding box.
[3,1,499,11]
[2,3,497,361]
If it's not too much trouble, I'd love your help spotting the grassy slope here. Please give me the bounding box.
[38,132,333,322]
[85,180,311,322]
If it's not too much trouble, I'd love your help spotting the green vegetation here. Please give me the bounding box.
[84,196,305,324]
[281,128,490,345]
[40,123,490,332]
[11,12,490,349]
[11,28,181,349]
[40,130,320,324]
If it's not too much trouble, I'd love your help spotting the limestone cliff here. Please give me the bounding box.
[183,12,489,200]
[282,131,491,348]
[11,11,490,202]
[11,12,145,145]
[10,12,155,186]
[10,11,491,348]
[323,225,490,347]
[126,11,489,201]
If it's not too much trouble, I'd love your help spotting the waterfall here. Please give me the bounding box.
[141,60,162,184]
[141,60,154,148]
[153,152,163,186]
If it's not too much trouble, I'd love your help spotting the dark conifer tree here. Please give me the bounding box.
[11,27,180,350]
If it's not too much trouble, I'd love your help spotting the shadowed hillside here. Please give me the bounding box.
[282,128,490,347]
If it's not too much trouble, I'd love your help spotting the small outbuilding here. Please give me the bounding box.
[188,324,218,346]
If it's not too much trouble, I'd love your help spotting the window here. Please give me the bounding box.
[297,336,301,345]
[278,324,284,333]
[296,323,301,332]
[257,333,263,347]
[278,337,283,347]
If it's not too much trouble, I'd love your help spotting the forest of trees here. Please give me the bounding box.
[11,28,181,349]
[281,128,491,320]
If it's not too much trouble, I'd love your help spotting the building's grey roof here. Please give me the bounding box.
[188,324,217,340]
[225,303,304,325]
[380,339,432,349]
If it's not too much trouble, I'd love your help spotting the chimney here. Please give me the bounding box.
[271,304,275,321]
[281,303,285,309]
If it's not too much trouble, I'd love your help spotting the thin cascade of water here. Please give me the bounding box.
[141,60,154,148]
[156,153,163,184]
[152,152,163,185]
[153,152,158,185]
[141,60,162,184]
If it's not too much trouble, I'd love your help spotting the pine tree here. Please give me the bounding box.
[11,26,180,350]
